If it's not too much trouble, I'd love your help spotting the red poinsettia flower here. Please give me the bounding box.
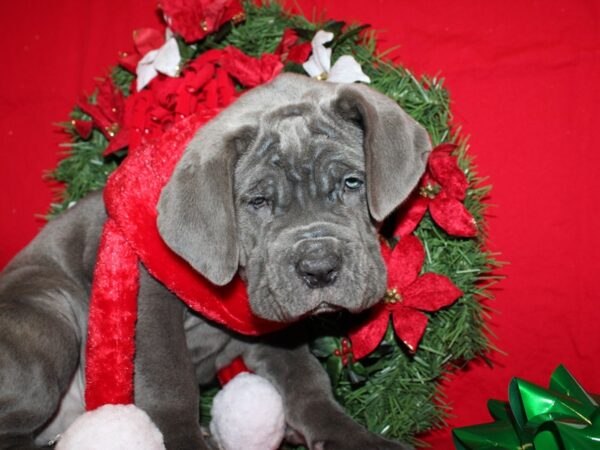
[394,143,478,237]
[159,0,244,43]
[275,29,312,64]
[124,46,283,151]
[349,235,462,359]
[78,78,129,156]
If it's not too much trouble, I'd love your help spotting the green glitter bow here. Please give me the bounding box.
[453,364,600,449]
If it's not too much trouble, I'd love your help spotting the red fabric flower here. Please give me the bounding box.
[77,78,129,156]
[394,143,478,237]
[349,235,462,359]
[159,0,244,43]
[123,46,283,152]
[275,29,312,64]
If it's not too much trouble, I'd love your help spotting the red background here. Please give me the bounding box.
[1,1,599,448]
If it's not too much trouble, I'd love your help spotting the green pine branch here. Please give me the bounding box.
[45,1,502,446]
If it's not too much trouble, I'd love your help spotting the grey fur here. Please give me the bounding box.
[0,73,429,450]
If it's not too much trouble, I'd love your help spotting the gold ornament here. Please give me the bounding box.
[384,287,402,304]
[232,12,245,24]
[105,123,120,138]
[419,182,439,199]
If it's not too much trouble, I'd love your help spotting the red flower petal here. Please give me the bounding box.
[118,51,141,73]
[220,47,284,88]
[133,28,165,56]
[103,130,129,156]
[72,120,93,139]
[124,90,154,151]
[77,100,108,131]
[204,0,244,34]
[161,0,243,43]
[386,234,425,289]
[429,192,478,237]
[403,273,463,311]
[391,307,429,353]
[286,42,312,64]
[189,48,227,68]
[348,305,390,360]
[181,63,215,94]
[215,67,237,106]
[154,76,184,110]
[175,87,198,116]
[392,193,429,238]
[429,145,468,200]
[275,29,300,55]
[275,29,312,64]
[95,78,125,124]
[202,78,219,109]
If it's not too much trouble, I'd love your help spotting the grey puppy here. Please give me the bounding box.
[0,74,430,450]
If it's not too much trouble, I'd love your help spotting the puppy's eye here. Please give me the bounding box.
[249,196,268,209]
[344,177,364,190]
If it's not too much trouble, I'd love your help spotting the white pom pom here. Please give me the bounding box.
[210,373,285,450]
[56,404,165,450]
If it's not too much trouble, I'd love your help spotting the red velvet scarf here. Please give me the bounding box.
[85,112,286,410]
[83,108,462,411]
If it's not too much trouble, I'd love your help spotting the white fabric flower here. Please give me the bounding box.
[303,30,370,84]
[136,29,182,91]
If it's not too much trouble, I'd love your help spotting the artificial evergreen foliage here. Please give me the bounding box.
[47,1,500,446]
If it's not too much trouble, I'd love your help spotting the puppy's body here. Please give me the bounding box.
[0,193,402,450]
[0,74,429,449]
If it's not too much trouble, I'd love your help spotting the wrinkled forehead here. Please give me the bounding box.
[234,103,364,192]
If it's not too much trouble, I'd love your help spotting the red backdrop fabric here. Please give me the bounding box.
[1,1,599,448]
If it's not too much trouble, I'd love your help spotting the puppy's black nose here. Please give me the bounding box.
[296,253,340,288]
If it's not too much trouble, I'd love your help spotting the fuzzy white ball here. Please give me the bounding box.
[56,404,165,450]
[210,372,286,450]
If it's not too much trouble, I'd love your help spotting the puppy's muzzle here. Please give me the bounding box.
[294,239,341,289]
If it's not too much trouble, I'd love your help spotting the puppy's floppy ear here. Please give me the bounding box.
[333,84,432,222]
[157,125,255,286]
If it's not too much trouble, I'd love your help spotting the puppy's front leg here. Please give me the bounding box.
[134,267,209,450]
[0,266,82,450]
[243,329,414,450]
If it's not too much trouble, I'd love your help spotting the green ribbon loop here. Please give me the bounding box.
[453,365,600,449]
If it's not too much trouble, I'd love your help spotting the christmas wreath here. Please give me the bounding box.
[49,1,500,446]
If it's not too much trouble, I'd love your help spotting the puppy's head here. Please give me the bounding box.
[157,74,431,322]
